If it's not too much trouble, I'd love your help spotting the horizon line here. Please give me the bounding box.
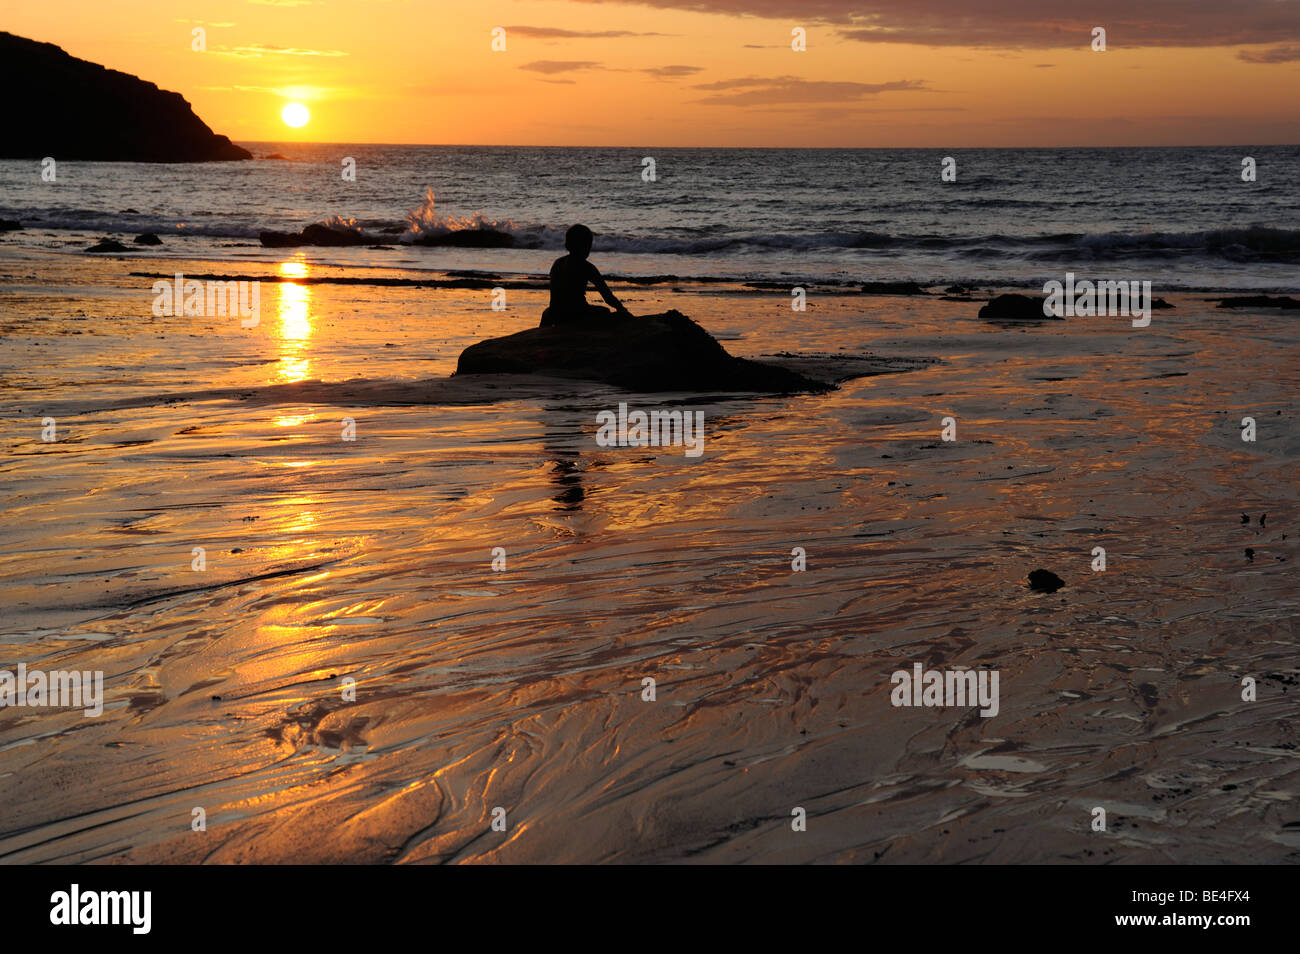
[235,140,1300,150]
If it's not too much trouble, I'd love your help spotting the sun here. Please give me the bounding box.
[281,103,310,128]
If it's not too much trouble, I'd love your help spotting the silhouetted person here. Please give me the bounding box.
[539,224,631,327]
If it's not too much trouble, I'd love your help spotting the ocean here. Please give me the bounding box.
[2,144,1299,290]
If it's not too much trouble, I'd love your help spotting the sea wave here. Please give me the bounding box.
[394,198,1300,263]
[5,192,1299,265]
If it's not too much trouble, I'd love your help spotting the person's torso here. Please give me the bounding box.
[549,256,592,308]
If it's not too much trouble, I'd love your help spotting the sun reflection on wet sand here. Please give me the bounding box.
[276,260,313,384]
[273,410,318,428]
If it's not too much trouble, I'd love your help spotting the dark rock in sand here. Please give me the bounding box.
[1,31,251,162]
[0,219,22,231]
[1028,569,1065,593]
[1151,297,1175,309]
[411,229,516,248]
[979,293,1058,320]
[134,232,162,246]
[862,281,929,295]
[456,310,828,393]
[1214,295,1300,310]
[86,238,129,253]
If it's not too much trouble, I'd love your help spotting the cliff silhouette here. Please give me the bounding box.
[1,32,252,162]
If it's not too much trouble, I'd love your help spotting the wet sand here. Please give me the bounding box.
[0,248,1296,863]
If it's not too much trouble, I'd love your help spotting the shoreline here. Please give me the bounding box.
[3,244,1299,297]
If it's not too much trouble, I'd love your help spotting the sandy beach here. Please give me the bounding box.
[1,245,1295,863]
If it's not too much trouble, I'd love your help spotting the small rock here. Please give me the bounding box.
[1028,568,1065,593]
[979,293,1058,320]
[861,280,928,295]
[86,238,129,253]
[1215,295,1300,310]
[134,232,162,245]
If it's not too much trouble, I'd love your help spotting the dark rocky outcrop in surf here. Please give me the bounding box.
[456,310,829,393]
[134,233,162,246]
[0,219,22,231]
[0,32,251,162]
[258,224,515,249]
[260,224,368,248]
[411,229,515,248]
[1213,295,1300,310]
[979,293,1058,320]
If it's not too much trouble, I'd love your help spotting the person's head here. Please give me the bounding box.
[565,223,594,258]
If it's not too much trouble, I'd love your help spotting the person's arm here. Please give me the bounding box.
[588,263,631,315]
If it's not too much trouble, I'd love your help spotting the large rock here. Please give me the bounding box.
[0,32,251,162]
[456,310,829,393]
[411,229,515,248]
[257,222,510,248]
[260,223,367,248]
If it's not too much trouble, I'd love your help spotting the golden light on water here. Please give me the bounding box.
[276,261,313,384]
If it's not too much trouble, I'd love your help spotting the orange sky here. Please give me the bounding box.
[7,0,1300,146]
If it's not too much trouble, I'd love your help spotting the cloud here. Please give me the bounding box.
[570,1,1300,49]
[212,44,348,57]
[199,85,337,97]
[691,75,929,104]
[519,60,604,74]
[504,25,673,38]
[642,64,704,77]
[1238,44,1300,63]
